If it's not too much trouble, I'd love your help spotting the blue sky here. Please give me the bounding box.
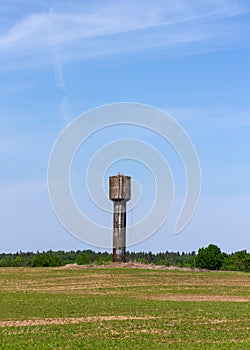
[0,0,249,253]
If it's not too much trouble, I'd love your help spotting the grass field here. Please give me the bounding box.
[0,265,249,349]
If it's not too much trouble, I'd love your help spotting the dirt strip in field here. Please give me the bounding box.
[0,315,159,327]
[142,294,250,302]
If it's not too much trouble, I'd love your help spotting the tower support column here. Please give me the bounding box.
[109,174,131,263]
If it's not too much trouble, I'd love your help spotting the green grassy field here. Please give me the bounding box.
[0,266,249,349]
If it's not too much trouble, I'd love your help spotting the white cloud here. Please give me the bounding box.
[0,0,249,70]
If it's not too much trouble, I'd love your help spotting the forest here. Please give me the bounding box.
[0,244,249,272]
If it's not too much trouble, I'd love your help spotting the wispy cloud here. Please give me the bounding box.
[0,0,249,70]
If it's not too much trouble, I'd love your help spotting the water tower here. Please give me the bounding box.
[109,174,131,262]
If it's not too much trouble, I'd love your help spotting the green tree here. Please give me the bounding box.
[222,250,250,272]
[196,244,225,270]
[94,254,112,265]
[31,253,63,267]
[13,256,24,267]
[76,252,90,265]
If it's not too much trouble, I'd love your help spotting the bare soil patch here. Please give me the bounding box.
[143,294,250,302]
[0,315,158,328]
[59,262,203,271]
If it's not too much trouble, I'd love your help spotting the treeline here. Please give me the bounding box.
[0,244,249,272]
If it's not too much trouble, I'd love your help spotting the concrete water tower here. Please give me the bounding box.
[109,174,131,262]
